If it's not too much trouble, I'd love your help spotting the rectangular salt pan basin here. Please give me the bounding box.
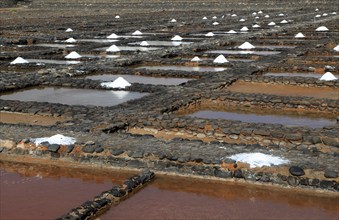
[98,46,160,52]
[128,41,192,47]
[86,74,193,86]
[189,110,336,128]
[0,87,148,107]
[206,50,280,56]
[34,44,76,48]
[264,72,324,78]
[26,59,81,65]
[135,65,227,72]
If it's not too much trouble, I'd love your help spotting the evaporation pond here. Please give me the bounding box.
[188,110,336,128]
[101,175,338,220]
[264,72,324,78]
[128,41,192,47]
[0,161,133,220]
[206,50,280,56]
[135,65,227,72]
[26,59,81,65]
[86,74,193,85]
[0,87,148,107]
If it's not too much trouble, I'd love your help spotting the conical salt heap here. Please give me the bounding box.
[334,45,339,52]
[213,55,229,64]
[240,26,249,32]
[65,28,73,32]
[238,42,255,49]
[268,21,276,26]
[170,19,177,23]
[132,30,143,35]
[280,20,288,24]
[316,26,329,31]
[106,45,121,52]
[171,35,183,41]
[65,38,76,43]
[295,32,305,38]
[107,33,119,39]
[101,77,131,89]
[140,41,149,46]
[212,22,219,25]
[10,57,29,64]
[191,56,201,62]
[205,32,215,37]
[202,17,207,20]
[115,15,120,19]
[65,51,82,59]
[252,24,260,28]
[320,72,337,81]
[227,30,237,34]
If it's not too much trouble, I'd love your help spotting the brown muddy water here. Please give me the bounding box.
[0,87,149,107]
[101,175,339,220]
[0,160,133,220]
[86,74,193,85]
[135,65,227,72]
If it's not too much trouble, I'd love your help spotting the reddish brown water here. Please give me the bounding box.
[0,161,132,220]
[101,175,339,220]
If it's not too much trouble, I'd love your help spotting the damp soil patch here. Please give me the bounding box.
[228,81,339,100]
[100,174,339,220]
[0,87,149,107]
[86,74,194,86]
[0,111,68,126]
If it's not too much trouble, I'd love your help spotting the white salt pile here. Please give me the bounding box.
[212,22,219,25]
[315,8,319,11]
[252,12,257,15]
[315,14,321,18]
[295,32,305,38]
[205,32,215,37]
[191,56,201,62]
[227,30,237,34]
[258,11,263,14]
[106,45,121,52]
[280,20,288,24]
[101,77,131,89]
[279,13,285,16]
[115,15,120,19]
[202,17,207,20]
[320,72,337,81]
[65,28,73,32]
[255,16,260,19]
[268,22,276,26]
[264,15,270,18]
[170,19,177,23]
[132,30,143,35]
[212,16,217,19]
[334,45,339,52]
[231,14,237,17]
[171,35,183,41]
[239,18,245,22]
[10,57,29,64]
[238,42,255,49]
[316,26,329,31]
[240,26,249,32]
[322,13,328,16]
[213,55,228,64]
[107,33,119,39]
[65,51,82,59]
[32,134,76,146]
[228,152,289,168]
[252,24,260,28]
[140,41,149,46]
[332,12,337,15]
[65,38,76,43]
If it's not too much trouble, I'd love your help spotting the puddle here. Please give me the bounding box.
[264,72,324,78]
[135,65,227,72]
[101,175,339,220]
[128,41,192,47]
[0,87,149,107]
[228,81,339,100]
[86,74,193,85]
[0,161,133,220]
[26,59,81,65]
[0,111,68,126]
[206,50,281,56]
[188,110,335,128]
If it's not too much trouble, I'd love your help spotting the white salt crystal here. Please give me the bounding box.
[205,32,215,37]
[238,42,255,49]
[213,55,228,63]
[334,45,339,52]
[316,26,329,31]
[65,28,73,32]
[10,57,29,64]
[240,26,249,32]
[101,77,131,89]
[106,45,121,52]
[107,33,119,39]
[320,72,337,81]
[140,41,149,46]
[65,51,82,59]
[171,35,183,41]
[132,30,143,35]
[228,153,289,168]
[268,22,276,26]
[191,56,201,62]
[32,134,76,145]
[295,32,305,38]
[65,38,76,43]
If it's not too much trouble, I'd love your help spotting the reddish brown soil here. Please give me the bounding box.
[0,112,68,126]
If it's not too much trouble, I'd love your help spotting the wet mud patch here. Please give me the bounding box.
[0,111,68,126]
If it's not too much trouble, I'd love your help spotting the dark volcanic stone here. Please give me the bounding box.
[66,145,74,153]
[111,149,124,156]
[324,170,338,178]
[0,147,3,153]
[214,169,232,178]
[289,166,305,176]
[48,144,60,153]
[287,176,299,186]
[95,147,104,153]
[319,180,335,189]
[233,169,243,178]
[309,178,320,187]
[82,145,96,153]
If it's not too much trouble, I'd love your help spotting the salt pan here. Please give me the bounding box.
[316,26,329,31]
[171,35,183,41]
[101,77,131,89]
[65,51,82,59]
[132,30,143,35]
[65,38,76,43]
[238,42,255,49]
[191,56,201,62]
[107,33,119,39]
[295,32,305,38]
[320,72,337,81]
[32,134,76,145]
[213,55,228,64]
[228,152,289,168]
[10,57,29,64]
[106,45,121,52]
